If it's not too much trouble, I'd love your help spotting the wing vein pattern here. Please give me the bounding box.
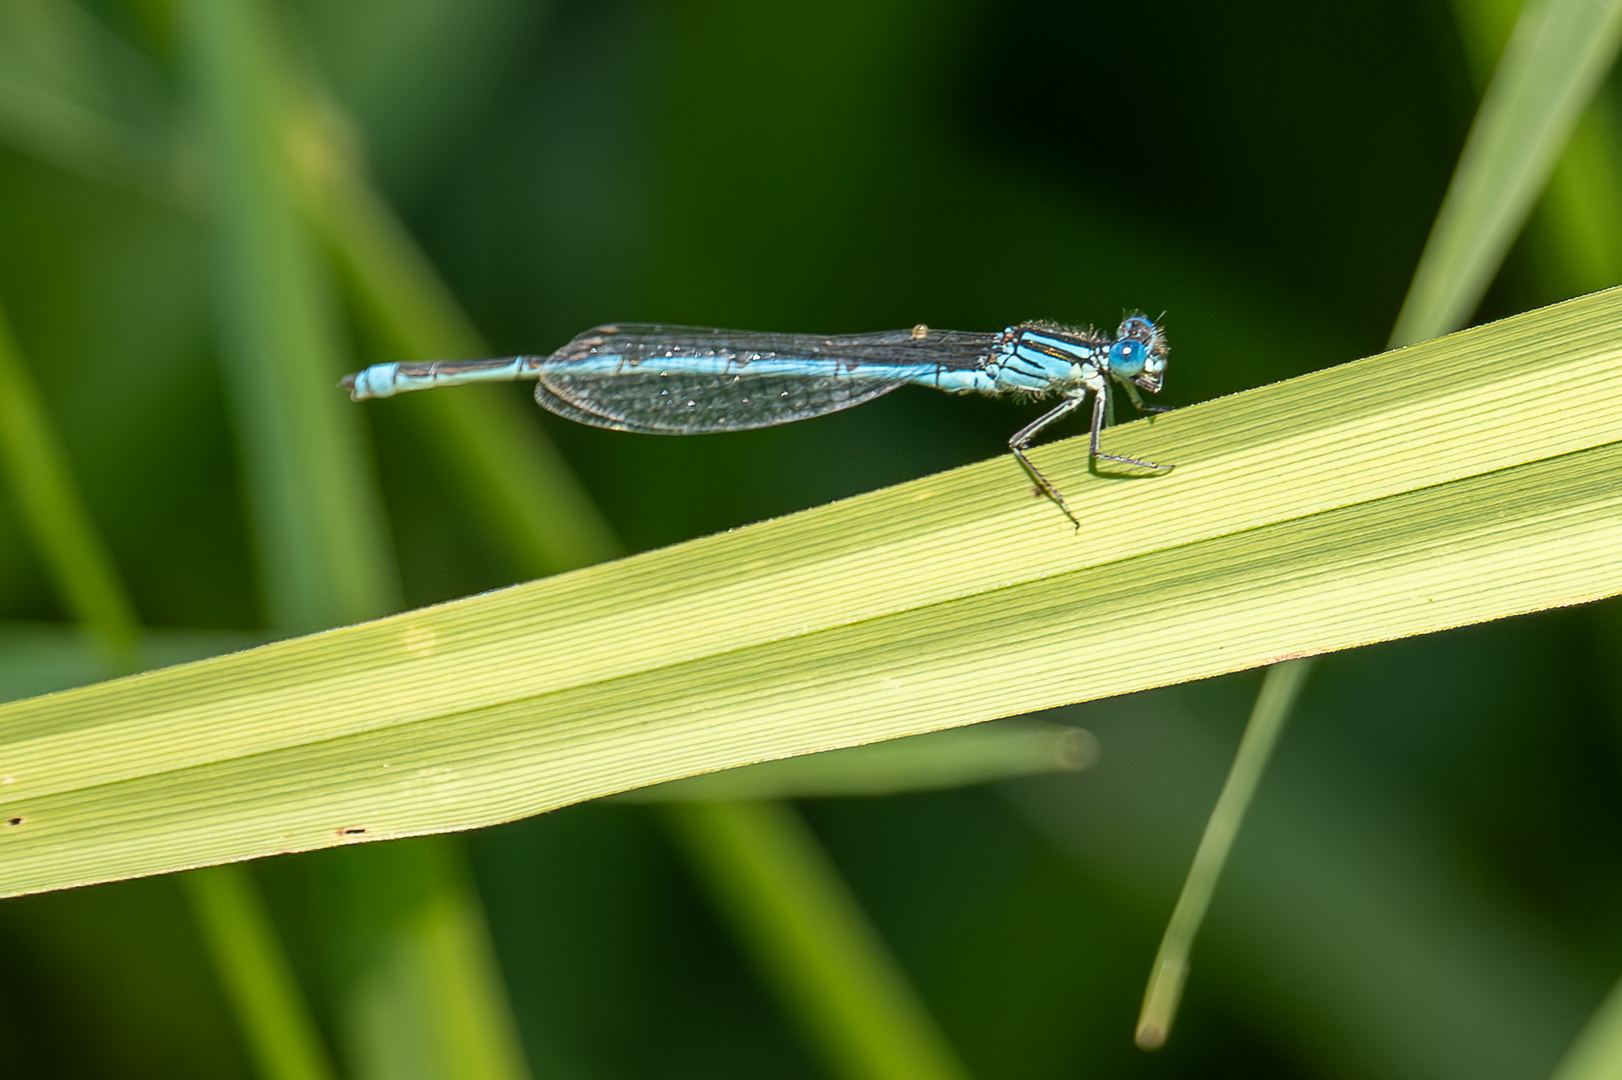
[536,323,1004,434]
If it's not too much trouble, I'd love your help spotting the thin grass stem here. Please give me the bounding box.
[1135,658,1315,1048]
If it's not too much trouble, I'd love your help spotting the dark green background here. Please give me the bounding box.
[1,0,1618,1077]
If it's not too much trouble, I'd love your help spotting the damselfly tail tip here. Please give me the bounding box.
[338,371,361,400]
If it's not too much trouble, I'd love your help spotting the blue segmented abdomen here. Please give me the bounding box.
[343,356,534,399]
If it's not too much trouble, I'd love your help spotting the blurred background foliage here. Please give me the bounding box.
[0,0,1620,1078]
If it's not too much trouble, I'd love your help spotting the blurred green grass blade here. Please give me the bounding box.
[0,621,258,702]
[282,99,484,360]
[0,244,325,1077]
[1550,975,1622,1080]
[1540,100,1622,292]
[393,387,624,573]
[0,0,170,186]
[0,300,139,670]
[1134,658,1314,1049]
[1455,0,1622,296]
[0,289,329,1074]
[620,719,1096,802]
[666,801,972,1080]
[285,95,621,574]
[184,5,530,1080]
[0,321,326,1080]
[183,0,398,631]
[1553,599,1622,1079]
[0,228,320,1072]
[1453,0,1622,295]
[2,286,1621,894]
[0,0,610,581]
[328,839,533,1080]
[663,800,974,1077]
[183,865,341,1080]
[1392,0,1622,346]
[1451,0,1520,82]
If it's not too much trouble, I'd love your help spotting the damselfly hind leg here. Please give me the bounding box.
[1009,396,1087,529]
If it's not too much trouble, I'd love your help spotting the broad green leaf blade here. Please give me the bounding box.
[1392,0,1622,346]
[2,286,1622,895]
[0,623,1088,801]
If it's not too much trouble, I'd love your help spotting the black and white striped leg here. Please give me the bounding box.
[1009,394,1088,528]
[1090,388,1172,472]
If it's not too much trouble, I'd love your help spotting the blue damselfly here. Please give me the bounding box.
[342,315,1172,525]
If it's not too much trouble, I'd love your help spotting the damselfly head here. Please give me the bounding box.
[1108,314,1168,392]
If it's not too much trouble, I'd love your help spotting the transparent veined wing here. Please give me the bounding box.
[536,371,905,434]
[535,323,1002,434]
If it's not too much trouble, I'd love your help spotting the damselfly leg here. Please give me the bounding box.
[1011,387,1173,528]
[1089,390,1173,472]
[1009,395,1087,528]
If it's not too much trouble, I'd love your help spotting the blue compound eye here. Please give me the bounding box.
[1109,338,1146,375]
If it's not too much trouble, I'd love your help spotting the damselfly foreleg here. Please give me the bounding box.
[1091,387,1173,472]
[1120,381,1172,416]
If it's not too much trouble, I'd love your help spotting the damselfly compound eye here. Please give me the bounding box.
[1109,338,1147,376]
